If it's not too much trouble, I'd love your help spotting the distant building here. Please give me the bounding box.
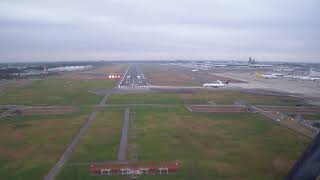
[248,57,255,64]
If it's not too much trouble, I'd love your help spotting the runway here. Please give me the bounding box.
[119,65,148,88]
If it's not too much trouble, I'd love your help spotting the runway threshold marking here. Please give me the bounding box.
[118,65,131,88]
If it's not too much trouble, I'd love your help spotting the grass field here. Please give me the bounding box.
[141,64,200,86]
[0,107,7,114]
[57,109,124,180]
[68,109,123,162]
[303,114,320,121]
[55,106,310,180]
[141,64,243,85]
[60,64,128,80]
[108,93,180,104]
[0,108,91,180]
[0,67,311,180]
[128,107,309,180]
[88,64,128,74]
[0,78,117,106]
[108,91,302,106]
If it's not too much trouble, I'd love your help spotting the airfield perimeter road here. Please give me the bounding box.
[118,108,130,161]
[44,93,110,180]
[119,64,148,88]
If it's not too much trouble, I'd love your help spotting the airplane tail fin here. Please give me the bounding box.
[255,72,261,77]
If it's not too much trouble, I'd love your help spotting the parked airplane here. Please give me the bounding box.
[192,69,198,72]
[287,75,320,81]
[284,69,320,81]
[256,72,283,79]
[203,80,229,88]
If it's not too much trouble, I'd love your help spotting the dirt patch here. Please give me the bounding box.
[188,105,248,113]
[14,106,78,116]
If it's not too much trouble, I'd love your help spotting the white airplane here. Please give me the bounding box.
[287,68,320,81]
[256,72,283,79]
[214,64,227,68]
[289,75,320,81]
[192,69,198,72]
[203,80,229,88]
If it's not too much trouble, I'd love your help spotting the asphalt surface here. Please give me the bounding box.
[0,106,19,118]
[43,94,110,180]
[118,108,130,161]
[119,65,148,88]
[214,72,320,98]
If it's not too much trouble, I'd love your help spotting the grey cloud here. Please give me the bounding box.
[0,0,319,62]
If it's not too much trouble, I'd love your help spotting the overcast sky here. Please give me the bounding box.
[0,0,319,62]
